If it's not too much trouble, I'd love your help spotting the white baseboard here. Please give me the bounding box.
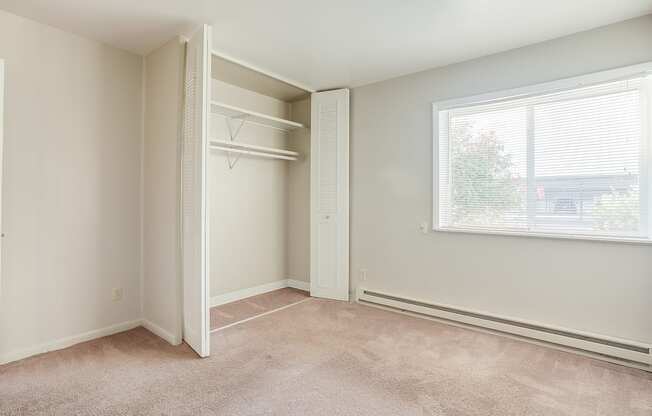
[210,278,310,307]
[141,319,182,346]
[2,278,313,366]
[0,319,142,366]
[287,279,310,291]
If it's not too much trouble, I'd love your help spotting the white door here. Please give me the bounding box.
[181,25,211,357]
[310,89,350,301]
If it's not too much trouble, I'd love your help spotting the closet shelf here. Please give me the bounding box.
[211,101,305,132]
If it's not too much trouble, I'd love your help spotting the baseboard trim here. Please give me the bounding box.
[3,278,313,366]
[141,319,182,346]
[286,279,310,291]
[0,319,142,366]
[210,278,310,307]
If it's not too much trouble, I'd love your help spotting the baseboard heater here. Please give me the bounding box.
[357,288,652,368]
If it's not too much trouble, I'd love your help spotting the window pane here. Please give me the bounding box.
[533,90,642,236]
[448,107,527,229]
[437,73,649,240]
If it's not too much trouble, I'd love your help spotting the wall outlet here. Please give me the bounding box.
[112,288,123,302]
[359,268,368,282]
[419,221,429,234]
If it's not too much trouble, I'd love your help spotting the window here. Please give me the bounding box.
[434,65,652,242]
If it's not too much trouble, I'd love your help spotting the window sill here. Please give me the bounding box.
[433,226,652,245]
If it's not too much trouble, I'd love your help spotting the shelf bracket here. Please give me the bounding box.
[225,116,248,169]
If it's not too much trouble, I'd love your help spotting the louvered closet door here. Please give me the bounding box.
[181,25,211,357]
[310,89,350,301]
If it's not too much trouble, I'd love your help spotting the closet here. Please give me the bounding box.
[181,25,350,358]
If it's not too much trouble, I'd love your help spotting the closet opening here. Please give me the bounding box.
[207,53,313,333]
[181,25,349,358]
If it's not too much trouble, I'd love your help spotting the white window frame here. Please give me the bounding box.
[432,62,652,244]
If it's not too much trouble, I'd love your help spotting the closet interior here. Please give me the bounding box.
[182,25,349,357]
[207,54,312,329]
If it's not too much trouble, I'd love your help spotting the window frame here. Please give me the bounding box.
[432,62,652,244]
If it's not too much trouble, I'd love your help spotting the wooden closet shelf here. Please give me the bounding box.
[211,101,305,131]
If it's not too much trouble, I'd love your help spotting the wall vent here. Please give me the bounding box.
[358,289,651,368]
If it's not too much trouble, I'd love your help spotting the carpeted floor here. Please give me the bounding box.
[1,298,652,415]
[210,287,309,330]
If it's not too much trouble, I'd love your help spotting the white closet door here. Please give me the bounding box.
[181,25,211,357]
[310,89,350,301]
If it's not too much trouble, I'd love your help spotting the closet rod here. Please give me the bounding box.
[210,144,298,161]
[210,139,299,157]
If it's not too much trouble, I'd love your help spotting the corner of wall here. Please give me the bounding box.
[142,319,182,346]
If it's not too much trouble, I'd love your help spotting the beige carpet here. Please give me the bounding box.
[210,287,309,330]
[1,299,652,415]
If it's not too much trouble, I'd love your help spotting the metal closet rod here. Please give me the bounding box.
[209,143,298,161]
[210,139,299,157]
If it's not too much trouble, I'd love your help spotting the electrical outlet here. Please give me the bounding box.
[112,288,123,302]
[419,221,429,234]
[359,268,368,282]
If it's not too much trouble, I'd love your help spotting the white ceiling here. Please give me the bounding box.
[1,0,651,90]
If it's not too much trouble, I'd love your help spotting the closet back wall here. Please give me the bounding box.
[0,9,143,363]
[209,81,291,299]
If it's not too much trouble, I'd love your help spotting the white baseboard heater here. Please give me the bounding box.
[357,288,652,369]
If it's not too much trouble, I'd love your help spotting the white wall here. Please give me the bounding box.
[0,10,143,362]
[142,37,184,344]
[351,15,652,343]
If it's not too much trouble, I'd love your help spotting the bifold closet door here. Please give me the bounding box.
[181,25,211,357]
[310,89,350,301]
